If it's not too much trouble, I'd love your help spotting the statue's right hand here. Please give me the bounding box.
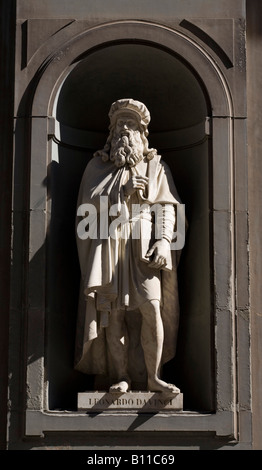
[123,175,149,197]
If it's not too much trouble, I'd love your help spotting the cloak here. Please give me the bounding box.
[74,154,182,384]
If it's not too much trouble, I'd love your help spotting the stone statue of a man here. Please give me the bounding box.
[75,98,183,394]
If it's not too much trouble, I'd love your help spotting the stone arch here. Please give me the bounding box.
[30,21,233,117]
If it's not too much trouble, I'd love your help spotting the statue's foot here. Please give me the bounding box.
[148,378,180,394]
[109,379,130,393]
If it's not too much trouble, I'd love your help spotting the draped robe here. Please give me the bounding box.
[74,153,182,383]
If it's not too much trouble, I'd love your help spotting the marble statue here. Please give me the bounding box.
[75,98,183,394]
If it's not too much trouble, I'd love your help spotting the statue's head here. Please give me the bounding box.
[95,99,157,167]
[108,98,151,136]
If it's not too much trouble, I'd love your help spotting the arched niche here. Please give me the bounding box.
[25,21,236,437]
[47,42,212,411]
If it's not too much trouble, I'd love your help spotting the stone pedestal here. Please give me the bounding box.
[78,391,183,412]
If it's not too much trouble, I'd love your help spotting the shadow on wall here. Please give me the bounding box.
[45,149,94,410]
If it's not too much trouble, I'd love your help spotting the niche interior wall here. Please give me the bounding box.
[49,42,212,412]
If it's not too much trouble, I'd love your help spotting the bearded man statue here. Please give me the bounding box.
[75,98,183,394]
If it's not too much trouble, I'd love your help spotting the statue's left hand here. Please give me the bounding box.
[145,239,170,269]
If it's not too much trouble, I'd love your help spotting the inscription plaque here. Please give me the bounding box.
[78,392,183,412]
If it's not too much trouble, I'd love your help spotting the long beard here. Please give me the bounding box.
[110,132,144,168]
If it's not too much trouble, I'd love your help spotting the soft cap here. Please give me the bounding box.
[108,98,151,135]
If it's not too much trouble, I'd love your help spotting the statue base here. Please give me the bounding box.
[78,391,183,412]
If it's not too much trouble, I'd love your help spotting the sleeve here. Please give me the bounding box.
[155,204,176,242]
